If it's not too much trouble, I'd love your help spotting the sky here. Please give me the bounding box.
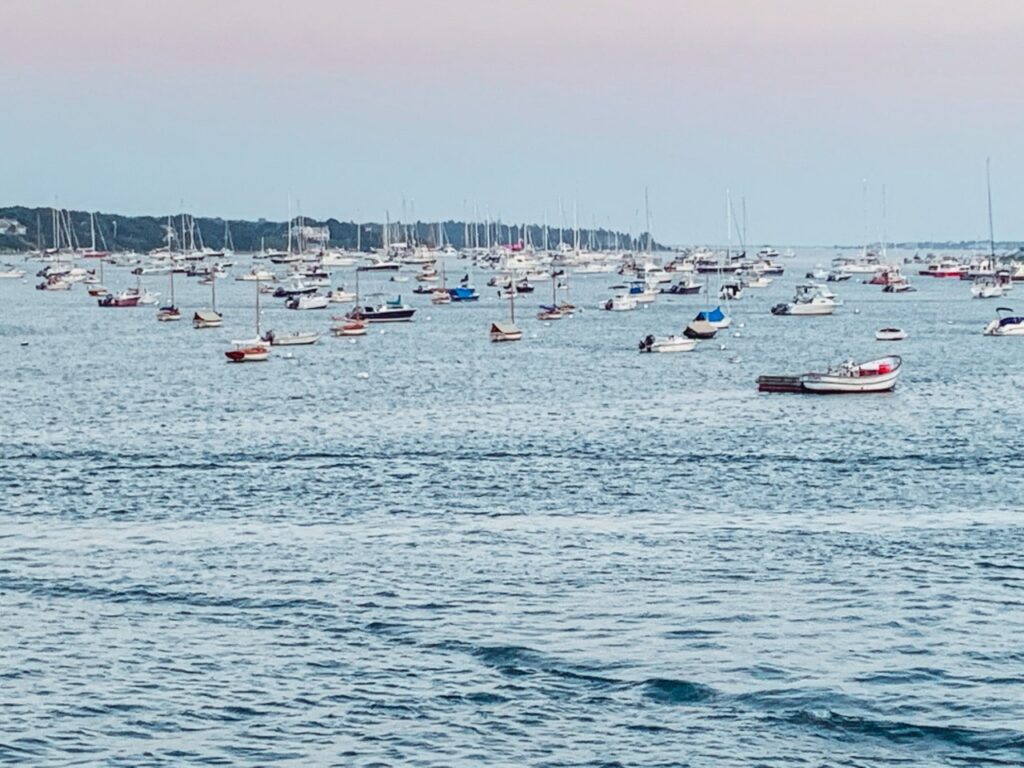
[2,0,1023,245]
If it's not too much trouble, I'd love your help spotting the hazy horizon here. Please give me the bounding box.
[3,0,1022,245]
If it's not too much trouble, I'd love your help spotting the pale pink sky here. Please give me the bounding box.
[4,0,1024,242]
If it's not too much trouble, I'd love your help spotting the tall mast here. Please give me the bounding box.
[986,157,996,262]
[644,186,652,254]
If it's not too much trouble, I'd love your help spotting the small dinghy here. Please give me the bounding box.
[875,327,907,341]
[758,355,902,394]
[639,334,697,353]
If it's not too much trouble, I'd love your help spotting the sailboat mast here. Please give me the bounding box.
[255,278,261,337]
[986,157,995,261]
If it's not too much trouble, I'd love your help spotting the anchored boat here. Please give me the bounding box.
[758,356,902,394]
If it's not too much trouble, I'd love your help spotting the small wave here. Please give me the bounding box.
[639,677,716,704]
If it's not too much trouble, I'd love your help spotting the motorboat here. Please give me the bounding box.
[274,280,318,298]
[771,284,836,316]
[882,277,916,293]
[744,275,772,289]
[875,327,907,341]
[490,321,523,342]
[983,307,1024,336]
[156,305,182,322]
[805,267,828,280]
[758,355,902,394]
[661,276,702,295]
[971,277,1005,299]
[236,269,277,282]
[719,282,743,300]
[536,305,564,321]
[357,256,400,272]
[286,294,330,310]
[348,296,416,322]
[225,339,270,362]
[638,334,697,353]
[328,288,357,303]
[193,310,224,328]
[628,280,658,303]
[36,278,72,291]
[97,291,141,307]
[262,330,320,346]
[602,293,637,311]
[0,267,26,279]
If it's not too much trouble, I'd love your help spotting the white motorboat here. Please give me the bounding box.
[237,269,277,282]
[875,327,907,341]
[0,266,26,279]
[328,288,357,303]
[262,330,320,346]
[801,356,902,393]
[983,307,1024,336]
[971,278,1004,299]
[638,334,697,353]
[744,275,772,289]
[286,294,330,310]
[771,284,837,316]
[603,293,638,311]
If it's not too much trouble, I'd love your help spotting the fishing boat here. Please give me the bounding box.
[638,334,697,353]
[262,330,320,346]
[286,294,330,310]
[983,307,1024,336]
[348,296,416,322]
[758,355,902,394]
[875,327,907,341]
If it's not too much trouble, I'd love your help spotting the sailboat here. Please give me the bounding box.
[491,280,523,342]
[225,279,269,362]
[193,263,224,328]
[156,269,181,321]
[537,268,567,319]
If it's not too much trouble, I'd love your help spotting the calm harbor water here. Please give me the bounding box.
[1,250,1023,766]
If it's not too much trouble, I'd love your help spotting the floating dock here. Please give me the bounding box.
[756,375,806,393]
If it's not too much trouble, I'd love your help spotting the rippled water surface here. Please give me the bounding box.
[2,250,1023,766]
